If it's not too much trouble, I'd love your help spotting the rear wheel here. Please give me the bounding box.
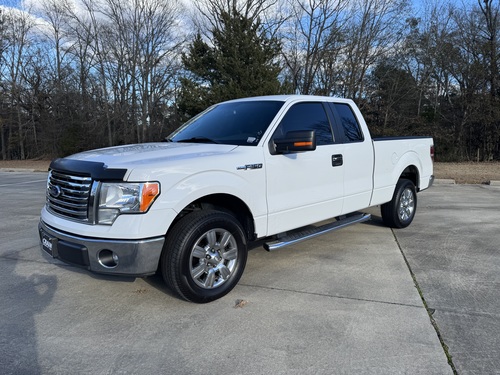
[161,210,247,303]
[381,179,417,228]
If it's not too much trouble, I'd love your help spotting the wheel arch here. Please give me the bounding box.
[400,165,420,190]
[393,151,423,191]
[169,193,256,242]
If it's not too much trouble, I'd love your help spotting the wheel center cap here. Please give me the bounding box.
[206,250,221,265]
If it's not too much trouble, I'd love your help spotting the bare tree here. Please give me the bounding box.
[474,0,500,159]
[93,0,183,143]
[133,0,183,142]
[194,0,279,33]
[0,8,10,160]
[62,0,183,145]
[281,0,348,94]
[35,0,73,86]
[341,0,409,100]
[2,6,37,159]
[401,2,456,116]
[478,0,500,97]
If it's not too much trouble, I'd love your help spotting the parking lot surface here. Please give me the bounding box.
[1,171,496,374]
[395,184,500,374]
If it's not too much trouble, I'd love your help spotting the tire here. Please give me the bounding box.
[161,210,247,303]
[381,179,417,229]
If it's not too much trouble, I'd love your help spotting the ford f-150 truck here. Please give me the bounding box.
[39,95,434,302]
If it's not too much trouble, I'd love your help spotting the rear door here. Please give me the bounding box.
[328,102,374,214]
[264,101,345,235]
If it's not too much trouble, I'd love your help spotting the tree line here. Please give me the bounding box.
[1,0,499,162]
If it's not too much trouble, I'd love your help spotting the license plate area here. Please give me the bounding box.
[41,230,58,257]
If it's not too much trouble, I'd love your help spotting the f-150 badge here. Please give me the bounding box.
[237,164,263,170]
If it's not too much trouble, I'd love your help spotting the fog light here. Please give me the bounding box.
[98,249,119,268]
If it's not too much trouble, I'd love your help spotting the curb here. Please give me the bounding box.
[490,180,500,186]
[0,168,46,173]
[433,179,456,185]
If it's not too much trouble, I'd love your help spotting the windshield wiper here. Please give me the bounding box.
[176,137,219,144]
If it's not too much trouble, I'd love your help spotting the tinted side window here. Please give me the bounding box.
[334,103,363,142]
[273,102,334,145]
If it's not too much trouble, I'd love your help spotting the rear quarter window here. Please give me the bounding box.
[334,103,364,143]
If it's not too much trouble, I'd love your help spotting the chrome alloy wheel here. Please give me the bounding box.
[189,228,238,289]
[398,188,415,222]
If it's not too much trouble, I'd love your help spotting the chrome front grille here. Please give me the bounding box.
[47,170,93,222]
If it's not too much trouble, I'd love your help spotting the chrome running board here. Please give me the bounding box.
[263,213,371,251]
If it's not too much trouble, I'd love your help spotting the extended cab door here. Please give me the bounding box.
[264,101,345,235]
[328,102,374,214]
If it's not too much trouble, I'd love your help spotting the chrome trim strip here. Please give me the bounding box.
[51,170,92,182]
[88,181,100,224]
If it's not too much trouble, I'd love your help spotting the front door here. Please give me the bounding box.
[264,101,345,235]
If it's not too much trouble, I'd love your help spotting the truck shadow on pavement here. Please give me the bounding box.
[142,273,179,299]
[47,256,192,300]
[50,260,137,283]
[363,214,388,228]
[1,252,57,373]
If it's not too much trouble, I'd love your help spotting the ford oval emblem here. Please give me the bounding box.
[49,185,62,198]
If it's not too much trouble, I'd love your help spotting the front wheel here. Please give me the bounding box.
[381,179,417,228]
[161,210,247,303]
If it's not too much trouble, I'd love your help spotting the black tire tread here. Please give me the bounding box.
[161,210,247,303]
[381,179,417,229]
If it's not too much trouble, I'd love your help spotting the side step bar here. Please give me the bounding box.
[263,213,371,251]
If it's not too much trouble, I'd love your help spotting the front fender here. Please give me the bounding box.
[151,170,268,236]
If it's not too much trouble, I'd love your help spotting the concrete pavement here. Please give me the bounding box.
[394,184,500,374]
[3,171,492,374]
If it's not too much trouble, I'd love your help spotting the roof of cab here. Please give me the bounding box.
[223,94,354,105]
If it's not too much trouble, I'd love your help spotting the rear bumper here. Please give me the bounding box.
[419,175,434,192]
[38,220,165,277]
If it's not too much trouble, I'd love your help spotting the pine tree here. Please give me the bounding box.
[178,7,283,118]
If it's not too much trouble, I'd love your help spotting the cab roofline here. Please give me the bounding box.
[221,94,353,105]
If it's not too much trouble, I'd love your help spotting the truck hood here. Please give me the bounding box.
[66,142,238,168]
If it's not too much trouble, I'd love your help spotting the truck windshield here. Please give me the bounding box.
[169,101,284,146]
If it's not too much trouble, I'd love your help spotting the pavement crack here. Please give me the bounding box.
[392,228,458,375]
[238,283,423,308]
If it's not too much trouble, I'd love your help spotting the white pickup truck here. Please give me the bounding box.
[39,95,434,302]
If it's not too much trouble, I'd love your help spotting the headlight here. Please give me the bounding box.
[97,182,160,224]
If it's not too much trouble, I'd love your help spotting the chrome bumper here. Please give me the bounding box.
[39,220,165,277]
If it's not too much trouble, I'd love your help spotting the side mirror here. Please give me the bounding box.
[273,130,316,154]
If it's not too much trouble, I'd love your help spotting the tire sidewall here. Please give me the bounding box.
[394,180,417,228]
[167,211,247,303]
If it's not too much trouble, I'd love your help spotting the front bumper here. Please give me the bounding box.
[38,220,165,277]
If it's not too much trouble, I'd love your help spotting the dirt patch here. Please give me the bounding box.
[0,159,51,171]
[433,162,500,184]
[1,159,499,184]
